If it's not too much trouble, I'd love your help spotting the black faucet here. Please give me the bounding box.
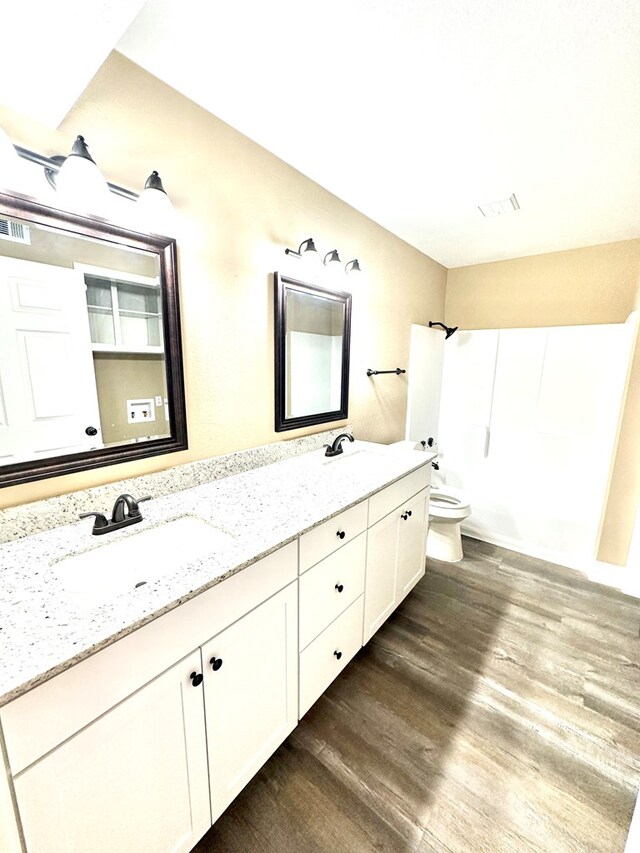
[324,433,355,458]
[79,493,151,536]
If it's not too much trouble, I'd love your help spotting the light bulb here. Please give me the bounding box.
[137,171,175,235]
[55,136,111,216]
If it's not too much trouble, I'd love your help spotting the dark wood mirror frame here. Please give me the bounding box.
[274,272,351,432]
[0,191,187,488]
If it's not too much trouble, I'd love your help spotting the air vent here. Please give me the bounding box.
[0,218,30,245]
[478,193,520,217]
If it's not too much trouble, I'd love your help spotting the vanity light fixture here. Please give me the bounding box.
[323,249,341,266]
[0,125,176,232]
[48,135,111,213]
[285,237,318,260]
[284,238,362,276]
[137,170,175,234]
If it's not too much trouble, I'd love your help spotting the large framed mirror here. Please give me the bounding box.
[0,191,187,487]
[274,273,351,431]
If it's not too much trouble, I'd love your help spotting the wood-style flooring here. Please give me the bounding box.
[193,537,640,853]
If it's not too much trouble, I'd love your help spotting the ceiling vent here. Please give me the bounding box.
[0,217,30,245]
[478,193,520,217]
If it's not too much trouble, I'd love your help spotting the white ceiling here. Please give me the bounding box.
[4,0,640,268]
[0,0,147,127]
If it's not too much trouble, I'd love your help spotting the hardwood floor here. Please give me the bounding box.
[193,537,640,852]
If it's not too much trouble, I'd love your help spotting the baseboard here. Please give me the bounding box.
[461,527,640,599]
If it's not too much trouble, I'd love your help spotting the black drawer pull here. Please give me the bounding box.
[401,512,408,521]
[335,583,344,593]
[334,650,343,660]
[210,657,223,671]
[407,510,413,517]
[336,530,346,540]
[190,671,203,687]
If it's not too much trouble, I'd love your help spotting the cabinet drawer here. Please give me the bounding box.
[299,595,364,717]
[1,541,296,776]
[299,533,366,650]
[299,500,368,573]
[368,465,430,526]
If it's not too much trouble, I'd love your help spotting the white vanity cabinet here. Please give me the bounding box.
[12,649,210,853]
[0,457,433,853]
[297,465,431,716]
[395,488,430,601]
[202,581,298,823]
[363,467,430,643]
[0,542,298,853]
[298,502,368,717]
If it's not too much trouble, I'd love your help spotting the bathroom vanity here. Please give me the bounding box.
[0,442,432,853]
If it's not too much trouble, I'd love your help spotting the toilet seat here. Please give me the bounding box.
[429,487,470,520]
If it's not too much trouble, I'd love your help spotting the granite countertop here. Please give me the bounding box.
[0,441,433,707]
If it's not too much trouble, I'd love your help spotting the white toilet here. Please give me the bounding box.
[426,484,471,562]
[388,440,471,562]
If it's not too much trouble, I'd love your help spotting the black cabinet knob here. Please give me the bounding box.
[401,512,408,521]
[85,426,98,436]
[336,530,346,540]
[407,510,412,517]
[190,671,203,687]
[334,650,343,660]
[335,583,344,593]
[210,657,223,671]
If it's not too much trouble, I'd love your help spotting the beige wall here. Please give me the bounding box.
[446,241,640,566]
[0,52,446,509]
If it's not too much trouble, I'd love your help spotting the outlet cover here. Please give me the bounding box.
[127,398,156,424]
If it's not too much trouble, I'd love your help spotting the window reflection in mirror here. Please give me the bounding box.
[274,274,351,431]
[0,195,186,487]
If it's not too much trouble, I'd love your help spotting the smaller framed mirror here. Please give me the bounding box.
[274,273,351,432]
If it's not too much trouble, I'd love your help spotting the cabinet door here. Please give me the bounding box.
[202,581,298,824]
[363,509,400,643]
[396,487,429,603]
[14,650,210,853]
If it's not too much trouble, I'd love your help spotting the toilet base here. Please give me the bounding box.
[426,519,464,562]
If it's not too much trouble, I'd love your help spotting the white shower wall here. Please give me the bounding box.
[411,319,636,569]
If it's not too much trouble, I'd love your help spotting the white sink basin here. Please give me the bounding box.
[54,516,234,610]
